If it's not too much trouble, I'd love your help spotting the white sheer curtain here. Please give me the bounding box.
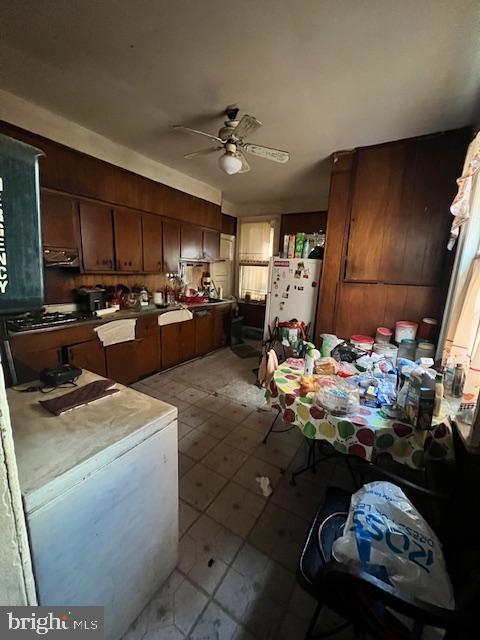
[238,221,274,301]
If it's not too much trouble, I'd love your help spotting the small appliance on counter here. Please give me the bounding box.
[76,287,107,315]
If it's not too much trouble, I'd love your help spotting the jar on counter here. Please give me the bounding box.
[395,321,418,344]
[452,363,466,398]
[375,327,393,344]
[417,317,438,342]
[350,334,374,353]
[415,341,435,360]
[373,342,398,363]
[398,338,417,361]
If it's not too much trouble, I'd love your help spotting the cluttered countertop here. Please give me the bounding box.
[7,370,177,510]
[7,298,234,336]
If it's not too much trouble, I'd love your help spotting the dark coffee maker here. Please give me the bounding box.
[76,287,107,314]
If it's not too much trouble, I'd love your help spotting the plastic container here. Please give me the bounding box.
[375,327,393,344]
[351,334,374,353]
[415,341,435,361]
[373,342,398,363]
[315,379,360,416]
[398,339,417,361]
[395,321,418,344]
[417,317,438,342]
[320,333,339,357]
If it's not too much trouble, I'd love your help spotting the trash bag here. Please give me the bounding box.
[332,482,454,610]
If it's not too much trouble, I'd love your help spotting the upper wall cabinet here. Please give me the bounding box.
[113,208,143,272]
[41,191,78,249]
[344,131,467,286]
[181,225,203,260]
[163,219,181,273]
[79,202,115,272]
[180,225,221,261]
[142,214,163,273]
[203,230,220,261]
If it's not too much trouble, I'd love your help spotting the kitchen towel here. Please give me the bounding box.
[95,318,137,346]
[158,309,193,326]
[39,379,119,416]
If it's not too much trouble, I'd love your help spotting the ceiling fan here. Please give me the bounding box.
[172,106,290,175]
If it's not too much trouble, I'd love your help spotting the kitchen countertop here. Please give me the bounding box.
[7,371,177,512]
[9,299,234,336]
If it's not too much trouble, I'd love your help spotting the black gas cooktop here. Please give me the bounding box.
[7,312,82,332]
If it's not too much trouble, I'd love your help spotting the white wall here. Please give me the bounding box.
[0,89,221,206]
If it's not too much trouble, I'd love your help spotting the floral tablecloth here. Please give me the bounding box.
[265,363,454,469]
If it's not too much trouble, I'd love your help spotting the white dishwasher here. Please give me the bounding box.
[8,372,178,640]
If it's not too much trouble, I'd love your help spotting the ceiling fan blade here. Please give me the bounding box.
[243,143,290,163]
[232,114,262,140]
[172,125,223,143]
[236,151,251,173]
[184,147,222,159]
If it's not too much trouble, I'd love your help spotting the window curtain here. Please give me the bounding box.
[238,221,273,265]
[439,132,480,405]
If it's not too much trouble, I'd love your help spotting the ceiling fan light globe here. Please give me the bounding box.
[219,152,242,175]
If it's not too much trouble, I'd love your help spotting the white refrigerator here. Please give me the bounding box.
[263,257,322,340]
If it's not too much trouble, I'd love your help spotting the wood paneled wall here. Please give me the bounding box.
[0,121,221,230]
[315,128,470,342]
[278,211,327,252]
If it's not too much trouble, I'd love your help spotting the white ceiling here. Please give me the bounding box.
[1,0,480,214]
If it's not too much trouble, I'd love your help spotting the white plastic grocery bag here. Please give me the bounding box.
[332,482,454,610]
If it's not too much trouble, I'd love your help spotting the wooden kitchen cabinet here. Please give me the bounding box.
[135,334,159,379]
[195,311,214,356]
[161,323,182,369]
[113,208,143,272]
[41,190,78,249]
[67,339,106,377]
[13,348,62,383]
[213,305,231,349]
[203,230,220,261]
[181,225,203,260]
[79,202,115,271]
[179,320,196,362]
[163,219,181,273]
[142,214,163,272]
[105,340,138,385]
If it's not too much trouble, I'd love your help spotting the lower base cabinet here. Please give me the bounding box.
[12,347,62,383]
[106,341,138,386]
[195,311,214,356]
[68,339,106,377]
[161,324,182,370]
[179,320,196,362]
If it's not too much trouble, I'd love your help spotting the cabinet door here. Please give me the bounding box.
[79,202,114,271]
[213,306,231,349]
[203,230,220,261]
[142,214,163,272]
[13,348,62,384]
[105,340,137,385]
[179,320,196,362]
[161,324,181,369]
[41,191,77,249]
[113,208,143,272]
[135,334,159,379]
[68,340,106,377]
[345,142,408,282]
[195,312,214,356]
[181,225,203,260]
[163,219,180,273]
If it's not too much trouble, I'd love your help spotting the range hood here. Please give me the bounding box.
[43,247,79,268]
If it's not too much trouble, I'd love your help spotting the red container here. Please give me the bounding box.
[417,317,438,341]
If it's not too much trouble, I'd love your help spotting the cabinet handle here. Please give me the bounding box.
[128,261,132,266]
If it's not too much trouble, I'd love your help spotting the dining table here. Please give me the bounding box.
[265,361,455,471]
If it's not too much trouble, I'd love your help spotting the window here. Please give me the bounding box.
[238,221,274,301]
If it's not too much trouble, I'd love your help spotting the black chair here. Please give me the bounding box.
[297,445,479,640]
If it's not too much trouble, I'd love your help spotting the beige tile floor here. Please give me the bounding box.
[125,347,356,640]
